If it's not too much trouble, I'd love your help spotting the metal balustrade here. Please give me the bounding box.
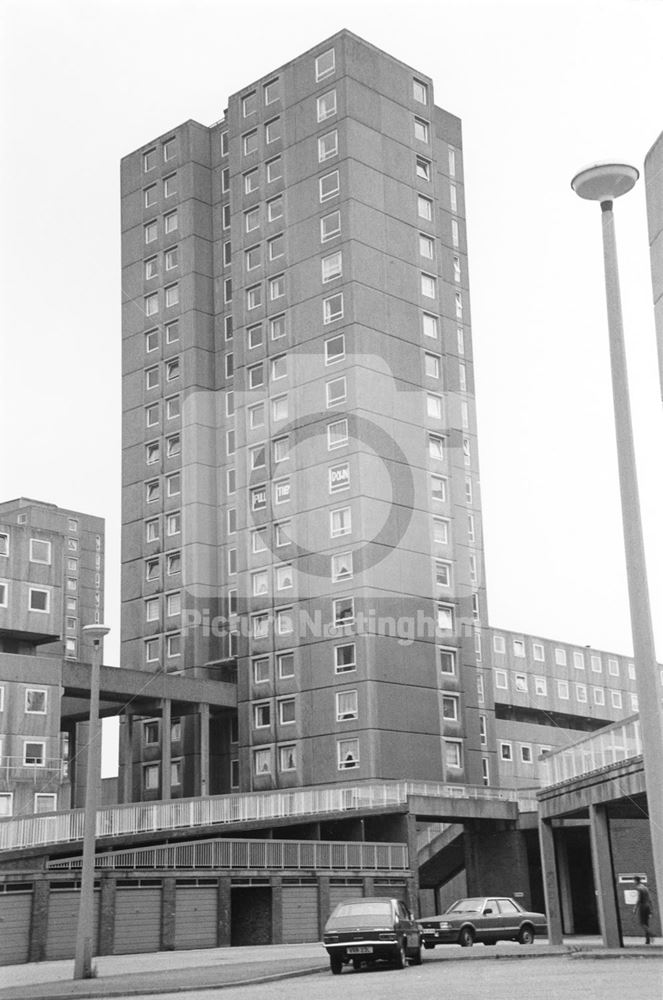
[47,836,409,873]
[0,779,531,853]
[0,757,67,783]
[539,715,642,787]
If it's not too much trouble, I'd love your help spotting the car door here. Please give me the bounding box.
[396,901,419,951]
[496,898,522,938]
[479,898,503,942]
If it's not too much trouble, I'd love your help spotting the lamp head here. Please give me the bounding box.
[82,624,110,646]
[571,162,639,202]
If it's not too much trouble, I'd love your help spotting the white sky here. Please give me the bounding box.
[2,0,663,772]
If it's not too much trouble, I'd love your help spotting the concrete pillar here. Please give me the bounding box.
[162,698,172,801]
[589,804,622,948]
[271,876,283,944]
[464,822,531,905]
[98,876,116,955]
[199,703,210,796]
[538,819,563,945]
[318,876,331,934]
[28,878,49,963]
[556,833,575,935]
[363,876,375,897]
[119,713,134,804]
[161,877,176,951]
[217,877,231,947]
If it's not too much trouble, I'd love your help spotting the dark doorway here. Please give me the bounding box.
[563,827,599,934]
[231,886,272,946]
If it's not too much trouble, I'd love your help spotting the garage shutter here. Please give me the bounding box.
[114,887,161,954]
[0,891,32,966]
[174,887,217,950]
[46,890,100,960]
[281,885,319,943]
[329,882,363,915]
[373,881,407,901]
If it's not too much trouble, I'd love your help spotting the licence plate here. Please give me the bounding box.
[347,946,373,954]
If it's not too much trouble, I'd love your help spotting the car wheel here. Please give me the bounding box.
[423,942,435,950]
[394,940,407,968]
[410,940,423,966]
[458,926,475,948]
[330,955,343,975]
[518,925,535,945]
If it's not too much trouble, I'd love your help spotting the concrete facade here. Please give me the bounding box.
[120,30,488,800]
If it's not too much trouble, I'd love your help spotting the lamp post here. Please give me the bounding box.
[571,162,663,921]
[73,623,110,980]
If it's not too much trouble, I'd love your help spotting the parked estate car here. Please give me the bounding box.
[417,896,547,948]
[323,897,423,974]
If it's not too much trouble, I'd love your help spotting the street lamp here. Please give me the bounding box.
[571,161,663,922]
[73,623,110,980]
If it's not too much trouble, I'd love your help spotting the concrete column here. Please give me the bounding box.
[589,804,622,948]
[119,713,134,804]
[538,819,563,945]
[217,878,231,947]
[161,698,172,801]
[363,876,375,897]
[464,822,531,905]
[161,877,176,951]
[199,703,210,796]
[318,876,331,934]
[98,876,116,955]
[271,876,283,944]
[28,878,49,963]
[556,833,575,935]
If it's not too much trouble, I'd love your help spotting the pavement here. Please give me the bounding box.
[1,939,661,1000]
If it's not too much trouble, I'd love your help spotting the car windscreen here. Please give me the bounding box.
[327,901,393,926]
[446,898,484,914]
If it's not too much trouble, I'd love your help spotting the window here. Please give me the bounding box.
[146,441,160,465]
[146,367,159,391]
[248,402,265,429]
[250,444,266,472]
[223,204,231,229]
[323,293,343,323]
[167,551,181,576]
[278,651,294,678]
[251,486,267,512]
[0,582,8,607]
[444,740,462,769]
[628,663,636,680]
[631,693,639,711]
[145,256,158,280]
[558,680,569,699]
[572,650,585,670]
[162,136,177,161]
[320,170,340,202]
[145,557,160,582]
[145,597,159,622]
[316,48,335,81]
[329,462,350,493]
[165,209,178,234]
[143,147,157,171]
[28,588,50,613]
[326,376,346,407]
[278,698,296,724]
[576,683,587,703]
[34,793,57,813]
[271,354,287,381]
[337,738,359,770]
[500,741,513,761]
[335,689,358,721]
[276,607,293,635]
[330,506,351,537]
[165,245,178,272]
[428,435,444,461]
[321,210,341,242]
[322,251,342,282]
[275,564,293,591]
[437,604,453,630]
[275,522,291,547]
[431,475,447,503]
[279,745,296,771]
[246,284,262,310]
[24,741,45,766]
[334,597,354,626]
[273,436,289,464]
[442,693,459,721]
[145,480,160,504]
[166,472,181,496]
[514,673,528,693]
[419,234,434,260]
[427,394,442,420]
[325,334,345,364]
[608,658,619,676]
[450,184,458,213]
[245,245,261,272]
[145,638,160,663]
[144,764,159,791]
[242,91,257,117]
[270,314,286,340]
[244,168,259,194]
[274,479,291,506]
[422,313,438,340]
[243,129,258,155]
[331,551,353,582]
[144,220,157,244]
[272,394,288,421]
[417,195,433,221]
[264,78,279,104]
[265,117,281,143]
[477,674,485,702]
[25,689,47,713]
[413,78,428,103]
[248,363,264,388]
[434,560,451,588]
[145,329,159,353]
[144,185,157,207]
[533,643,545,662]
[269,274,285,300]
[493,634,506,654]
[414,159,432,187]
[479,715,487,746]
[414,116,429,142]
[254,748,272,775]
[495,669,508,690]
[335,643,356,673]
[144,292,158,317]
[593,686,605,706]
[520,744,533,764]
[252,570,268,596]
[534,676,547,696]
[267,196,283,221]
[29,539,51,564]
[166,358,180,381]
[317,90,337,121]
[328,419,348,450]
[318,130,338,162]
[163,174,177,198]
[269,234,285,260]
[438,648,455,676]
[245,207,260,232]
[166,395,180,419]
[252,612,269,639]
[432,518,449,546]
[512,639,525,657]
[555,648,567,666]
[611,690,623,709]
[254,702,271,729]
[267,156,282,182]
[166,632,181,658]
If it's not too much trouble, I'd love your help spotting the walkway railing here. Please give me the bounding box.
[0,757,67,783]
[47,836,409,873]
[539,715,642,787]
[0,779,532,853]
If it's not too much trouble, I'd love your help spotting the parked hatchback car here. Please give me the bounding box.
[323,897,423,974]
[418,896,547,948]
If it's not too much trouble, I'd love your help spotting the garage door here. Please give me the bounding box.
[373,881,407,901]
[0,891,32,965]
[328,882,363,917]
[45,890,100,960]
[282,885,318,943]
[114,887,161,954]
[174,886,217,950]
